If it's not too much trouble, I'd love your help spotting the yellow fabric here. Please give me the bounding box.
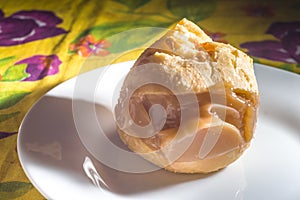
[0,0,299,199]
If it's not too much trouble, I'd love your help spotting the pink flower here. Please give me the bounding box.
[69,34,111,57]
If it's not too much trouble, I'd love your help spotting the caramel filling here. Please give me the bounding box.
[119,84,255,162]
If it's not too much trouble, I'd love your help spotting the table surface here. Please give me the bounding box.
[0,0,299,199]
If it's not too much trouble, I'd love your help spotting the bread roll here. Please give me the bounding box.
[114,18,259,173]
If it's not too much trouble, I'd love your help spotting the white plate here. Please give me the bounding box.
[18,61,300,200]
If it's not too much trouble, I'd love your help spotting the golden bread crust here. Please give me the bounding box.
[115,18,259,173]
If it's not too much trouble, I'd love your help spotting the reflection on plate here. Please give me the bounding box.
[18,61,300,200]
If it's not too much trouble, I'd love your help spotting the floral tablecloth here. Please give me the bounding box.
[0,0,299,199]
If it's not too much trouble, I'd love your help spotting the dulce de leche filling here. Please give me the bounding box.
[123,84,255,162]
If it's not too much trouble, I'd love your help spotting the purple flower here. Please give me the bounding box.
[0,131,17,139]
[15,55,62,81]
[0,9,67,46]
[240,21,300,64]
[241,4,274,17]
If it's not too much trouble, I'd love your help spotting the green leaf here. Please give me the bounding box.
[279,63,294,72]
[0,91,30,110]
[0,112,20,123]
[107,27,165,53]
[113,0,150,11]
[1,64,29,82]
[0,56,15,68]
[73,20,171,43]
[71,20,172,55]
[89,20,170,39]
[0,181,33,200]
[167,0,216,22]
[85,21,171,53]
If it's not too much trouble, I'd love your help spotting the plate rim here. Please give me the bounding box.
[17,61,300,199]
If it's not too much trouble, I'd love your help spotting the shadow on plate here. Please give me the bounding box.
[20,96,217,195]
